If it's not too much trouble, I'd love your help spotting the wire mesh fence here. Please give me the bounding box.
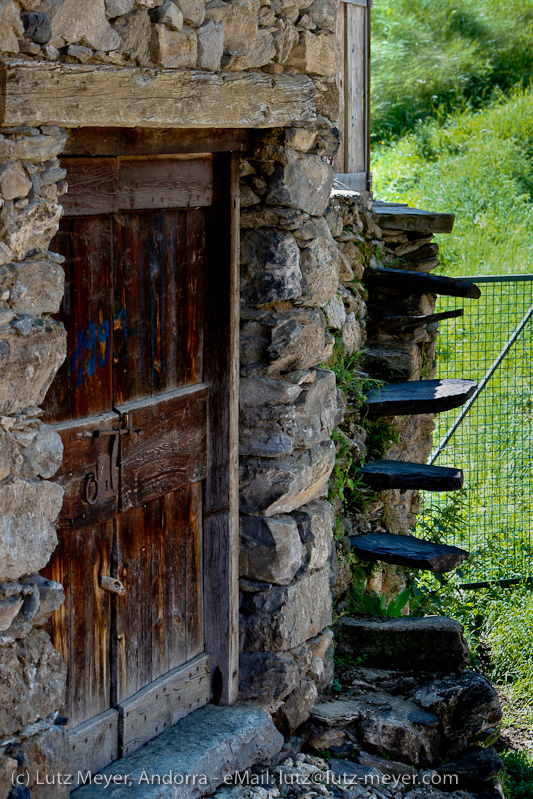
[416,276,533,586]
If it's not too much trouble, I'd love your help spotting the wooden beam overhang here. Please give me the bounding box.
[0,58,317,129]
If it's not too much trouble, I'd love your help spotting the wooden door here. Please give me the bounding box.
[41,153,236,776]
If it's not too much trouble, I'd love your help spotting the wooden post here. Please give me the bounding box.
[335,0,371,192]
[203,152,240,705]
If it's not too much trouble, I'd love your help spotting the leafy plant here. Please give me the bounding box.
[364,587,412,617]
[347,582,412,619]
[329,428,376,510]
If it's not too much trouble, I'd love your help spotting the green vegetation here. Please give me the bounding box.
[372,0,533,143]
[501,750,533,799]
[371,2,533,792]
[325,338,397,515]
[373,88,533,279]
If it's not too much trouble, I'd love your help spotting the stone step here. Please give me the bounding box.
[311,693,440,766]
[364,378,477,417]
[363,267,481,299]
[349,531,469,573]
[372,202,456,235]
[337,616,470,672]
[366,308,464,335]
[358,460,463,492]
[71,704,283,798]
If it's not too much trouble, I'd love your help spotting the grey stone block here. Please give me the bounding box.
[413,671,501,740]
[72,704,283,799]
[243,567,332,652]
[240,515,303,585]
[293,499,334,572]
[241,229,302,307]
[239,652,299,710]
[239,440,335,517]
[0,629,66,738]
[197,20,223,70]
[0,318,66,414]
[298,235,342,307]
[266,155,334,217]
[0,477,63,581]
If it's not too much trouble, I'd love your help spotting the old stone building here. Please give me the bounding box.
[0,1,503,797]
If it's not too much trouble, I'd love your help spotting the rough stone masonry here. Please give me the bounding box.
[0,0,346,791]
[0,0,478,794]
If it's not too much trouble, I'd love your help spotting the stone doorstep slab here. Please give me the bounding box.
[72,704,283,799]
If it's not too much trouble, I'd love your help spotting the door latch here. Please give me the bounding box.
[99,576,126,596]
[83,413,143,505]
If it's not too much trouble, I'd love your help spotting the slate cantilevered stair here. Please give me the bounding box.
[372,202,456,235]
[350,531,469,573]
[359,459,463,492]
[364,378,477,418]
[366,309,464,336]
[363,267,481,299]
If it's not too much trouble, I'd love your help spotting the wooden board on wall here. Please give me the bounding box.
[346,3,366,174]
[334,3,346,174]
[334,0,370,184]
[203,152,240,707]
[69,709,119,784]
[63,128,252,157]
[118,654,210,757]
[60,156,213,216]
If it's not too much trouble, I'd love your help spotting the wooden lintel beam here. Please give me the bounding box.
[0,59,317,129]
[63,127,252,157]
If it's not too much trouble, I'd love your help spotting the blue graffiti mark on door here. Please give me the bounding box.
[71,310,137,388]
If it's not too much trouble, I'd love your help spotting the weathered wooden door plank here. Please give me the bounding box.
[346,3,366,173]
[117,384,208,511]
[119,653,210,757]
[63,128,252,157]
[115,483,203,702]
[51,412,121,534]
[69,709,120,786]
[60,157,213,216]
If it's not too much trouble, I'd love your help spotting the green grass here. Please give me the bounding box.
[372,0,533,142]
[500,750,533,799]
[373,86,533,279]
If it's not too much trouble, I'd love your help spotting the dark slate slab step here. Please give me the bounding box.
[359,459,463,491]
[364,378,477,417]
[338,616,470,672]
[363,267,481,299]
[366,308,464,335]
[349,531,469,573]
[372,202,455,234]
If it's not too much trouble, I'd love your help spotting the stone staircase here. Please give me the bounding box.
[349,260,482,576]
[304,616,504,799]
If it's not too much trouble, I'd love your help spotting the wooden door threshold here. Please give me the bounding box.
[71,704,283,797]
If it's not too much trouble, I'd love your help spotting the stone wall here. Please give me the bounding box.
[0,0,343,789]
[0,0,338,77]
[237,175,447,734]
[0,124,71,793]
[237,128,344,735]
[0,0,449,788]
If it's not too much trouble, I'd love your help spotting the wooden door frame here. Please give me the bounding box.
[59,128,242,707]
